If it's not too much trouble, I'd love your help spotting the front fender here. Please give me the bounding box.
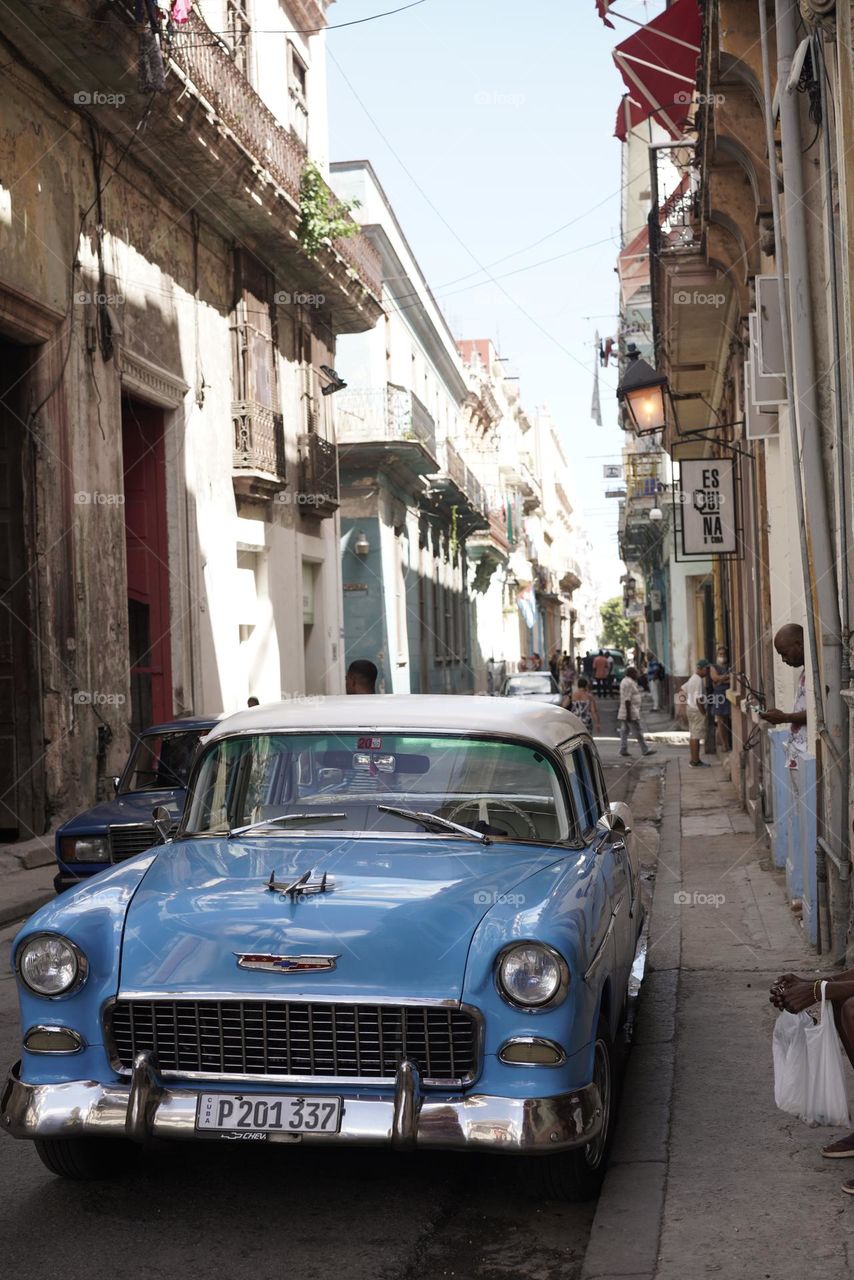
[462,852,613,1093]
[10,854,157,1084]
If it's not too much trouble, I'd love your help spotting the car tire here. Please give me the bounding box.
[520,1015,616,1203]
[33,1137,136,1181]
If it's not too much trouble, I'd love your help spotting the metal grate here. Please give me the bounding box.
[109,1000,479,1085]
[108,823,178,862]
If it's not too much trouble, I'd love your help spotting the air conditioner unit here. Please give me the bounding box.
[748,311,785,408]
[744,359,779,440]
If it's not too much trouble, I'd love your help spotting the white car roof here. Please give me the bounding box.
[204,694,587,753]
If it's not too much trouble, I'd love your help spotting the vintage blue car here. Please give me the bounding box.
[53,716,218,891]
[2,696,643,1200]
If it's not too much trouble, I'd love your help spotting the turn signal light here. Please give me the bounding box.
[23,1026,84,1054]
[498,1038,565,1066]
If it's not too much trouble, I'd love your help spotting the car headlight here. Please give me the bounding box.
[496,942,568,1010]
[17,934,88,998]
[59,836,110,863]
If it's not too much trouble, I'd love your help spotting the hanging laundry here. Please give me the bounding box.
[171,0,191,22]
[138,28,167,93]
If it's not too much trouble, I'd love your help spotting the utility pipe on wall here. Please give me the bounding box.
[759,0,848,956]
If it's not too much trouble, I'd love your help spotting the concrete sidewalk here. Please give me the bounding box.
[0,831,57,928]
[583,752,854,1280]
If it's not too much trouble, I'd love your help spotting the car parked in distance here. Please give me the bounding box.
[5,696,643,1201]
[53,716,218,891]
[498,671,562,704]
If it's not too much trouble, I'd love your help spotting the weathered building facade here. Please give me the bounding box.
[0,0,382,835]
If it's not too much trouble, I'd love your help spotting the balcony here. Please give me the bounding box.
[337,385,437,455]
[297,433,339,520]
[336,385,440,490]
[1,1,383,333]
[232,401,286,501]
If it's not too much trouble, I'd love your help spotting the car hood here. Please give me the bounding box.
[119,836,574,1002]
[59,790,186,835]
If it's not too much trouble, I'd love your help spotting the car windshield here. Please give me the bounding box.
[505,674,553,695]
[183,732,571,844]
[122,730,208,792]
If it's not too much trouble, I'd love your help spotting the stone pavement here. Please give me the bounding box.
[583,748,854,1280]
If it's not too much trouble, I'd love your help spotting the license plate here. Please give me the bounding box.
[196,1093,342,1134]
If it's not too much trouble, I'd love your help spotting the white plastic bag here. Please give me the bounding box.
[773,1008,811,1116]
[802,982,850,1128]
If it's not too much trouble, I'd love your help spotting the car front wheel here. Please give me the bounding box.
[34,1137,137,1181]
[521,1015,615,1202]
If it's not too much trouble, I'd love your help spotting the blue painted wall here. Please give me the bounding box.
[341,517,389,690]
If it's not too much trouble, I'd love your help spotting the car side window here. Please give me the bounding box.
[562,748,598,837]
[585,746,609,819]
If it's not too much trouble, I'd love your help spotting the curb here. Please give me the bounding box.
[0,889,55,930]
[581,757,681,1280]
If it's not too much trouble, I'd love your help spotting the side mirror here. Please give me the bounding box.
[152,805,173,844]
[111,776,121,795]
[594,810,631,852]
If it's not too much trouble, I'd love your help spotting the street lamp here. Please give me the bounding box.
[617,345,669,436]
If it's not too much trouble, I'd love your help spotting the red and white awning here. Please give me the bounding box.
[612,0,702,141]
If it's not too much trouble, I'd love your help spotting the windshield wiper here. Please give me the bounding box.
[376,804,492,845]
[228,812,346,839]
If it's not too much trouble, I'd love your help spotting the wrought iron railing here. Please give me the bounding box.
[165,12,381,298]
[297,432,339,516]
[232,400,285,477]
[336,385,438,459]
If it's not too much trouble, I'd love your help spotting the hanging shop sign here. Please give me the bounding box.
[603,464,623,479]
[675,458,741,559]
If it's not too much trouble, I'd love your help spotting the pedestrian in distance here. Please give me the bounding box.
[618,665,655,757]
[683,658,711,767]
[247,696,260,707]
[758,623,807,768]
[345,659,378,694]
[646,652,665,712]
[708,644,731,753]
[582,650,595,679]
[558,653,575,697]
[592,649,610,697]
[563,676,601,734]
[605,650,616,698]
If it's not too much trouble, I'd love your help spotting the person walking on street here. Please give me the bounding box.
[605,650,616,698]
[592,649,610,697]
[582,650,595,680]
[758,623,807,768]
[708,644,731,752]
[618,665,655,757]
[683,658,711,766]
[564,676,601,734]
[646,652,665,712]
[558,654,575,697]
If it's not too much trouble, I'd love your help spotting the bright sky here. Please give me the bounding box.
[326,0,663,601]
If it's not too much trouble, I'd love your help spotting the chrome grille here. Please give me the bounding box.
[108,823,178,861]
[109,1000,479,1085]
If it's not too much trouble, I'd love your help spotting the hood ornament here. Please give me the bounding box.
[267,868,334,900]
[235,953,339,974]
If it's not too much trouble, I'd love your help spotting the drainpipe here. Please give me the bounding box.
[759,0,848,956]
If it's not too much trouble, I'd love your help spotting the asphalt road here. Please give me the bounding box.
[0,707,636,1280]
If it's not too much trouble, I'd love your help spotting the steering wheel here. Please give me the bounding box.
[446,798,538,840]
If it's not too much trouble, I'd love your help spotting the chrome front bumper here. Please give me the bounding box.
[2,1054,602,1154]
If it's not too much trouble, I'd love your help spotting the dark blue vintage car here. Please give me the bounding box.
[53,716,218,891]
[4,696,644,1200]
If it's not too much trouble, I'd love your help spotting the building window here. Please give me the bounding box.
[288,42,309,146]
[231,251,278,411]
[226,0,252,79]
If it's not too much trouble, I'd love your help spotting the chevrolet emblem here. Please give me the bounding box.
[234,954,339,973]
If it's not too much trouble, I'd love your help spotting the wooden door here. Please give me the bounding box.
[122,398,172,733]
[0,340,43,837]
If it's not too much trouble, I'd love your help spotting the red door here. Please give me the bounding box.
[122,398,172,733]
